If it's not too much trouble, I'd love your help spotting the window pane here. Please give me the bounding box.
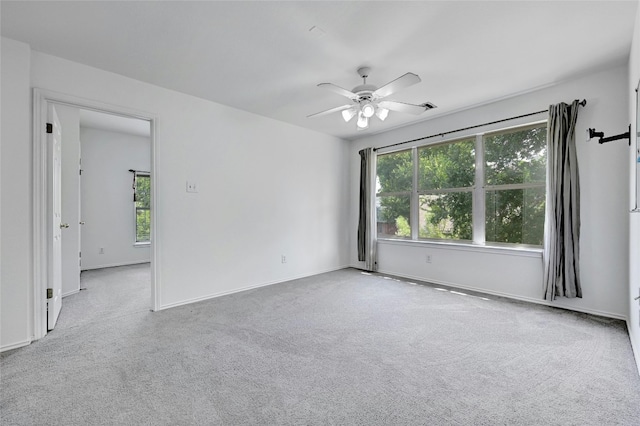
[419,192,472,240]
[418,139,475,190]
[136,208,150,242]
[485,125,546,186]
[376,195,411,238]
[485,187,545,245]
[135,175,150,209]
[376,150,412,194]
[135,174,150,242]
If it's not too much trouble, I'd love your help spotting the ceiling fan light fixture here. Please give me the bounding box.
[361,101,375,118]
[309,67,429,131]
[376,108,389,121]
[356,111,369,130]
[341,108,357,122]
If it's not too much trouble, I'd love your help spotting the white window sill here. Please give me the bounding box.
[134,242,151,248]
[377,237,542,258]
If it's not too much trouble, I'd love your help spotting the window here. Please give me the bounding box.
[484,124,547,245]
[134,172,150,243]
[375,122,547,247]
[376,149,412,238]
[418,138,475,240]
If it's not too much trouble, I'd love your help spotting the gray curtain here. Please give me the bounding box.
[358,148,377,271]
[543,100,581,301]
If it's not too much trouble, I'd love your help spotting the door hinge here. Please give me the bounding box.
[46,123,53,134]
[79,169,83,175]
[46,288,53,299]
[79,251,82,258]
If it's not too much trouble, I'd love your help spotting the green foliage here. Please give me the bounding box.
[484,126,546,185]
[378,195,410,223]
[136,209,150,242]
[135,175,151,242]
[375,124,547,245]
[395,216,411,237]
[376,150,412,238]
[485,188,545,245]
[420,193,472,240]
[484,126,546,245]
[418,139,475,240]
[418,139,475,190]
[376,149,412,194]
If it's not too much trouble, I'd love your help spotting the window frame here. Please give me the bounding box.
[416,137,476,242]
[375,148,413,239]
[482,122,547,246]
[133,171,151,245]
[374,120,547,249]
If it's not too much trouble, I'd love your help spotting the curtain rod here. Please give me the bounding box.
[128,169,150,174]
[373,99,587,152]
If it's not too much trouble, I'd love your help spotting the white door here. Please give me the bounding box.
[48,104,64,330]
[79,156,83,272]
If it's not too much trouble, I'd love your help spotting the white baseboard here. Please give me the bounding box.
[62,289,80,298]
[359,265,626,321]
[0,339,32,353]
[158,265,350,311]
[81,260,150,271]
[627,319,640,376]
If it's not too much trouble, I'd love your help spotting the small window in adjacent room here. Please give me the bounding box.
[134,172,150,243]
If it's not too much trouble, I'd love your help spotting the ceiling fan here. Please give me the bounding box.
[308,67,436,130]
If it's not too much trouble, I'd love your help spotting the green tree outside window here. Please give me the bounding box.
[418,139,475,240]
[135,174,150,242]
[484,125,546,245]
[374,122,547,246]
[376,150,412,238]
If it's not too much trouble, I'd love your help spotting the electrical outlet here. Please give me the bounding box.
[281,255,287,264]
[426,254,432,263]
[99,247,104,255]
[186,181,198,193]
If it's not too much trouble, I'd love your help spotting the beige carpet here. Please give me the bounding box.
[2,265,640,425]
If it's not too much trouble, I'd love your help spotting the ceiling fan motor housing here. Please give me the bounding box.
[352,85,377,97]
[354,67,376,99]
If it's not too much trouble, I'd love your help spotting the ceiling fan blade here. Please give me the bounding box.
[307,104,354,118]
[373,73,421,98]
[378,100,428,115]
[318,83,358,100]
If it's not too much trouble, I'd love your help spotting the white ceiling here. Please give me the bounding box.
[2,1,637,140]
[79,109,151,138]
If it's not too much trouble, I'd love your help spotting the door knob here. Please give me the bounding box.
[79,221,85,225]
[60,223,70,229]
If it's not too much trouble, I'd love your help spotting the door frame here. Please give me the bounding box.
[32,88,160,340]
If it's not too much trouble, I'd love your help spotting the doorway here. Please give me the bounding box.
[33,89,158,340]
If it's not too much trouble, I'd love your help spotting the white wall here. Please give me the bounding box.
[1,38,32,350]
[350,65,630,319]
[628,0,640,372]
[0,38,350,350]
[56,105,81,296]
[80,127,150,270]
